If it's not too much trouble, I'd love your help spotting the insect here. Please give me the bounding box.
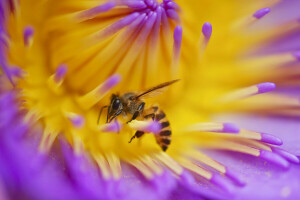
[98,79,180,151]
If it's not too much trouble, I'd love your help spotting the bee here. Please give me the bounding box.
[98,79,180,151]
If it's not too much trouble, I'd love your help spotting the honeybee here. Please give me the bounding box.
[98,79,179,151]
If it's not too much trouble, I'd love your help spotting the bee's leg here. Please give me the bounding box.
[128,131,144,143]
[144,113,155,120]
[126,111,139,124]
[126,102,145,123]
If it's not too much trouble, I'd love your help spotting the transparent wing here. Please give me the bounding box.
[134,79,180,100]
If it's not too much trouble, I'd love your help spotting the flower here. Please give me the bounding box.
[1,0,300,199]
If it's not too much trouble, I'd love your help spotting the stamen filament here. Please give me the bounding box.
[65,112,85,129]
[75,2,116,22]
[94,153,111,180]
[177,158,212,180]
[154,152,183,175]
[105,152,122,180]
[47,64,68,92]
[183,122,239,134]
[237,129,282,145]
[127,159,154,179]
[231,7,270,31]
[139,155,163,175]
[23,25,34,47]
[77,74,121,110]
[199,22,212,56]
[217,82,276,103]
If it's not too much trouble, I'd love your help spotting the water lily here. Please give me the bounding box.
[0,0,300,199]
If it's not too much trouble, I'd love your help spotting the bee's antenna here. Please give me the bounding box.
[97,106,109,124]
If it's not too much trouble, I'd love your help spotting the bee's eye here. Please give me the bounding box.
[112,99,121,110]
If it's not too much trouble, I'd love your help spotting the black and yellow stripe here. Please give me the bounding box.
[153,108,171,152]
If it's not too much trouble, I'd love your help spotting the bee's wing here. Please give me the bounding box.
[134,79,180,100]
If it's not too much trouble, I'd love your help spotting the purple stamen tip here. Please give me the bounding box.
[225,168,246,186]
[271,148,299,164]
[97,1,116,12]
[202,22,212,39]
[145,0,154,7]
[54,64,68,82]
[166,2,180,10]
[102,74,121,90]
[148,121,162,134]
[222,123,240,133]
[292,51,300,61]
[253,8,270,19]
[10,66,25,77]
[256,82,276,94]
[166,9,180,22]
[174,25,183,44]
[260,133,283,145]
[210,174,232,193]
[23,25,34,46]
[125,1,147,9]
[259,150,289,169]
[70,115,85,128]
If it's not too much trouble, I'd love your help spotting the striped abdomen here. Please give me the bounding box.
[153,107,171,152]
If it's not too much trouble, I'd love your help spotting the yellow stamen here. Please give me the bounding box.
[186,150,226,173]
[177,157,212,180]
[233,139,272,151]
[105,152,122,180]
[76,75,120,110]
[237,129,261,140]
[217,86,260,103]
[38,127,58,153]
[93,153,111,180]
[208,140,260,156]
[154,152,183,175]
[139,155,164,175]
[127,159,153,179]
[183,122,224,132]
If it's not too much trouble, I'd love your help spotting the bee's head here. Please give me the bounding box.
[107,94,123,123]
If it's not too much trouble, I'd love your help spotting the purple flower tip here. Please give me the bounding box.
[259,150,289,169]
[54,64,68,82]
[23,25,34,37]
[292,51,300,61]
[179,171,198,189]
[23,25,34,46]
[260,133,283,145]
[253,8,270,19]
[125,1,147,9]
[271,148,300,164]
[71,115,85,128]
[103,74,121,90]
[174,25,183,43]
[222,123,240,133]
[225,168,246,186]
[101,1,116,11]
[210,174,232,193]
[202,22,212,39]
[256,82,276,94]
[149,121,162,134]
